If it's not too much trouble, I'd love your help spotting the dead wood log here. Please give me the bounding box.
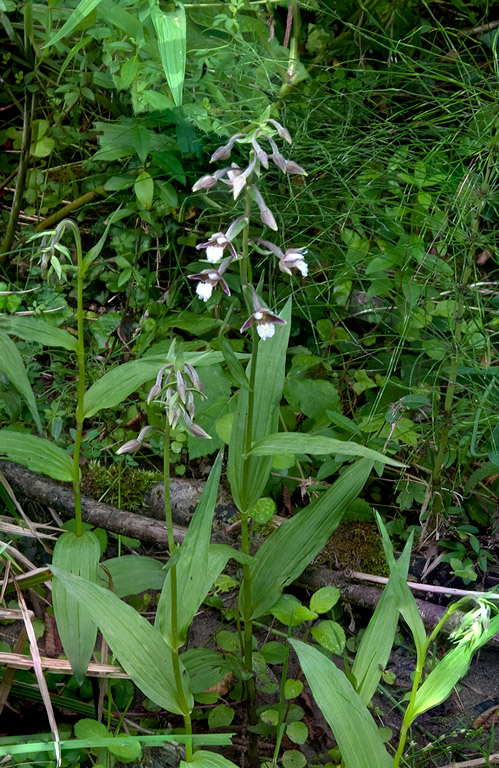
[2,461,498,646]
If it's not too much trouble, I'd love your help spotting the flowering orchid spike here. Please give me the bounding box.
[265,119,292,144]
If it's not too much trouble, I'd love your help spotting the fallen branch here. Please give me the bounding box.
[2,461,499,646]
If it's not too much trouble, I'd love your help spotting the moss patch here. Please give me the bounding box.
[316,521,388,576]
[81,461,162,511]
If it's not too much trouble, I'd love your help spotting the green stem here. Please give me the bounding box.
[278,0,300,100]
[239,331,260,767]
[163,426,192,760]
[240,186,252,287]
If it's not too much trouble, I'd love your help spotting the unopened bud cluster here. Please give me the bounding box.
[116,362,210,456]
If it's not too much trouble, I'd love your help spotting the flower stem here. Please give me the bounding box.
[239,331,260,767]
[163,425,193,759]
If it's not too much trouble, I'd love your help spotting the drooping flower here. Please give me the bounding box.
[116,425,153,455]
[255,239,309,277]
[251,186,278,231]
[188,255,232,302]
[240,286,287,341]
[195,217,245,263]
[209,133,246,163]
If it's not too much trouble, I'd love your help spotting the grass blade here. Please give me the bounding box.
[45,0,103,47]
[248,433,406,467]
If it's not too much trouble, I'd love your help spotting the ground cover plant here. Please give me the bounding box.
[2,0,499,766]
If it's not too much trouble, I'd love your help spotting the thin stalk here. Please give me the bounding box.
[163,426,193,761]
[240,186,252,287]
[0,92,35,267]
[239,329,260,767]
[278,0,300,100]
[73,224,85,537]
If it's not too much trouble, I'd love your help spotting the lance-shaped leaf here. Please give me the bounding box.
[151,1,186,107]
[98,555,166,596]
[181,752,240,768]
[227,299,291,513]
[0,430,75,482]
[44,0,103,47]
[52,531,100,684]
[0,316,77,351]
[377,511,426,660]
[0,332,42,432]
[155,453,223,648]
[248,433,405,468]
[291,639,392,768]
[50,565,193,714]
[352,526,413,705]
[243,459,373,620]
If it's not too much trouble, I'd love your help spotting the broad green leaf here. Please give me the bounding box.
[99,556,165,596]
[181,750,239,768]
[244,459,373,620]
[290,640,392,768]
[410,610,499,724]
[228,300,291,513]
[181,648,238,694]
[134,171,154,210]
[155,454,223,648]
[377,513,426,659]
[0,430,75,482]
[50,566,192,714]
[83,353,225,418]
[249,433,405,468]
[310,586,340,614]
[311,620,346,654]
[45,0,103,47]
[352,530,411,705]
[52,531,100,684]
[0,316,77,351]
[0,332,42,432]
[151,2,186,107]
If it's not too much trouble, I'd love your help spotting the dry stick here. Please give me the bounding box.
[0,93,35,268]
[34,186,106,233]
[441,754,499,768]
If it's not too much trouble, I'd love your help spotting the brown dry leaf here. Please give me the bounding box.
[205,672,233,696]
[473,705,499,730]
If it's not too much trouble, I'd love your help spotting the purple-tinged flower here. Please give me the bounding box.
[189,254,232,302]
[210,133,246,163]
[251,137,269,169]
[255,239,309,277]
[116,425,153,455]
[195,216,245,263]
[192,167,233,193]
[250,186,278,231]
[264,119,293,145]
[240,286,287,341]
[285,160,308,176]
[183,412,211,439]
